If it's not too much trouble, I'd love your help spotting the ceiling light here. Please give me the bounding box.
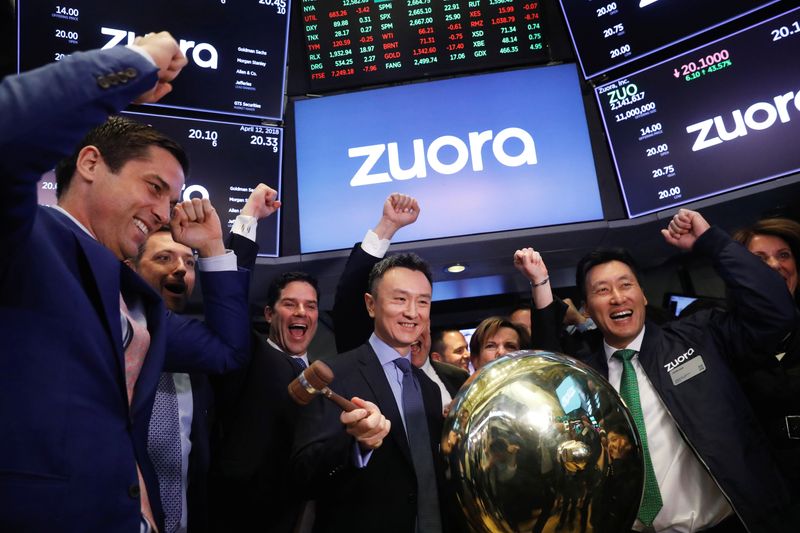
[445,263,467,274]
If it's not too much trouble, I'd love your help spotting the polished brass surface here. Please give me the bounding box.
[442,350,644,533]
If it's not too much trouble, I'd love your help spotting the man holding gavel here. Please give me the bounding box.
[211,268,330,532]
[291,253,449,533]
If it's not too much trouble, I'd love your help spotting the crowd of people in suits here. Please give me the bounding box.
[2,31,799,533]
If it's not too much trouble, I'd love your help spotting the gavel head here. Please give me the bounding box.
[288,360,335,406]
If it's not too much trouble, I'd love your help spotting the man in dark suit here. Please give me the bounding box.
[129,184,279,533]
[333,193,468,409]
[293,253,450,533]
[0,35,250,532]
[212,270,321,533]
[520,209,796,532]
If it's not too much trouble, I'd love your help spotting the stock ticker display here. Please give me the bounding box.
[301,0,550,91]
[37,112,284,256]
[595,6,800,217]
[17,0,291,120]
[559,0,779,79]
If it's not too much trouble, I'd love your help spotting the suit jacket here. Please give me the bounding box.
[211,333,305,533]
[0,47,251,532]
[430,360,469,398]
[533,227,797,532]
[291,343,454,533]
[332,243,378,354]
[177,232,259,533]
[186,373,213,532]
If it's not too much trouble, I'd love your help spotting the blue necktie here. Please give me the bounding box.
[393,357,442,533]
[147,373,182,533]
[292,356,307,374]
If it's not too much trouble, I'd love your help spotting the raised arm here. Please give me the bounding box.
[332,193,420,352]
[0,34,185,270]
[663,209,797,357]
[513,247,566,353]
[164,198,250,373]
[226,183,281,269]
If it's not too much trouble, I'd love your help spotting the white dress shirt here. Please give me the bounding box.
[604,327,732,532]
[267,337,309,367]
[419,357,452,412]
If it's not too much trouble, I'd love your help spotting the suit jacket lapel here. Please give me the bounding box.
[356,345,413,465]
[416,368,444,451]
[637,323,665,385]
[72,229,125,372]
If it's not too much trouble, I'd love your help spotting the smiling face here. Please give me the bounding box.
[474,327,520,370]
[585,260,647,350]
[134,231,196,312]
[433,330,471,371]
[81,145,184,260]
[366,267,432,353]
[265,281,319,356]
[747,234,798,296]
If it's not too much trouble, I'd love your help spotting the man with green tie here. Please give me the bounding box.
[518,208,796,533]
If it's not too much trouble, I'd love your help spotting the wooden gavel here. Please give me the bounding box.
[288,360,356,412]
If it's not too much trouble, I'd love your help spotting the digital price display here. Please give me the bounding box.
[559,0,779,79]
[595,6,800,218]
[37,112,283,256]
[17,0,291,120]
[301,0,550,91]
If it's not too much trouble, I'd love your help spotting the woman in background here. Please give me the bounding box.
[733,218,800,494]
[468,316,530,371]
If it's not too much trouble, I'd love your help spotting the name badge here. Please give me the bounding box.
[669,356,706,386]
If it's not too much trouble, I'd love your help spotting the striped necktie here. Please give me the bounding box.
[613,349,663,527]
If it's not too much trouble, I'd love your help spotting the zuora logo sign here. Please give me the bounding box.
[348,127,537,187]
[686,89,800,152]
[101,27,219,69]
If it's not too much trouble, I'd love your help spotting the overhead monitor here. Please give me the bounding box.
[595,5,800,217]
[558,0,779,79]
[17,0,291,120]
[294,64,603,253]
[37,112,283,256]
[300,0,550,92]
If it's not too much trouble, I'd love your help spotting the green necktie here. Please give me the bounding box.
[613,349,663,527]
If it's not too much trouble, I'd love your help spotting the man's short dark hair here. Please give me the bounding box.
[431,328,461,355]
[266,271,320,309]
[368,253,433,295]
[54,115,189,199]
[576,248,642,300]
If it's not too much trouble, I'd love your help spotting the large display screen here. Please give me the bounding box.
[301,0,550,92]
[38,112,283,256]
[17,0,291,120]
[595,6,800,218]
[295,64,603,253]
[559,0,779,79]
